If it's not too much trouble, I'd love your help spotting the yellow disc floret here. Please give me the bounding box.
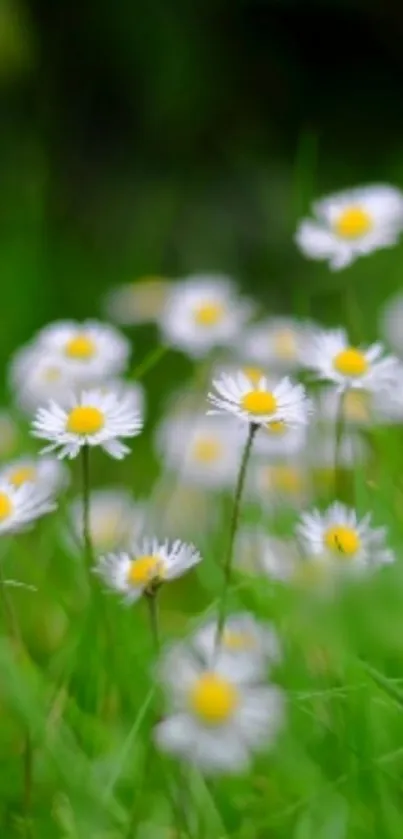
[241,390,277,415]
[333,348,368,377]
[334,206,372,239]
[193,437,223,463]
[66,406,104,435]
[9,466,36,487]
[324,525,360,557]
[189,672,238,724]
[193,302,225,327]
[0,492,13,521]
[65,334,96,360]
[127,555,164,586]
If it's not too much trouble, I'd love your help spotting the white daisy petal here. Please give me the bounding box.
[207,372,311,427]
[303,328,398,393]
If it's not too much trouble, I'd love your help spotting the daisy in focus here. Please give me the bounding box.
[296,502,394,576]
[208,371,311,428]
[34,320,130,383]
[104,276,170,325]
[95,538,201,603]
[68,489,146,554]
[0,456,69,498]
[242,317,317,373]
[10,345,76,413]
[32,388,143,460]
[303,328,397,392]
[0,479,56,534]
[193,612,282,680]
[156,411,244,490]
[295,184,403,270]
[155,641,284,774]
[159,274,253,358]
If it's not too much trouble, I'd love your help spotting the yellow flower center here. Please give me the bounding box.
[265,420,287,435]
[267,465,302,494]
[222,629,255,651]
[273,329,298,359]
[193,301,225,327]
[127,555,165,586]
[241,390,277,415]
[9,466,36,487]
[0,492,13,521]
[242,366,265,386]
[333,348,368,377]
[43,366,62,383]
[65,334,96,360]
[189,672,238,724]
[324,525,360,557]
[66,406,104,435]
[343,389,370,422]
[192,436,223,463]
[334,206,372,239]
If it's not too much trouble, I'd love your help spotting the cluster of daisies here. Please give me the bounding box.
[1,181,403,776]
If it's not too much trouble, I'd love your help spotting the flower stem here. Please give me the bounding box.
[131,344,169,382]
[81,444,93,570]
[145,592,161,655]
[335,389,347,499]
[215,423,257,649]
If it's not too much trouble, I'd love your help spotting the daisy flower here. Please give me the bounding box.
[10,344,76,413]
[249,460,309,510]
[159,274,253,358]
[155,641,284,774]
[156,411,244,490]
[253,420,308,459]
[296,502,394,575]
[308,430,369,471]
[68,489,146,554]
[95,538,201,603]
[315,381,403,428]
[103,276,170,325]
[192,613,282,680]
[0,479,56,534]
[99,379,146,416]
[31,388,143,460]
[0,410,20,459]
[242,317,317,373]
[0,456,69,497]
[303,328,397,392]
[34,319,130,383]
[234,528,297,581]
[295,184,403,270]
[208,371,311,428]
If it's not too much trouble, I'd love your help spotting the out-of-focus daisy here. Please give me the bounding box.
[308,431,369,471]
[68,489,146,554]
[0,411,20,459]
[249,460,309,510]
[234,528,297,581]
[155,641,284,774]
[0,456,69,497]
[0,479,56,534]
[159,275,253,358]
[295,184,403,270]
[156,411,244,490]
[31,388,143,460]
[10,345,75,413]
[243,317,317,373]
[208,371,311,428]
[253,420,307,459]
[99,379,146,417]
[103,276,170,325]
[193,613,282,680]
[150,482,217,541]
[296,502,394,575]
[303,328,397,392]
[315,382,403,428]
[95,538,201,603]
[35,320,130,383]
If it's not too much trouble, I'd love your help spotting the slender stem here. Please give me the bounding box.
[81,445,93,569]
[131,344,169,382]
[215,423,257,648]
[145,592,161,655]
[23,733,33,818]
[334,389,347,499]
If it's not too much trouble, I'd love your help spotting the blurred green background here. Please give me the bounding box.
[2,0,403,374]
